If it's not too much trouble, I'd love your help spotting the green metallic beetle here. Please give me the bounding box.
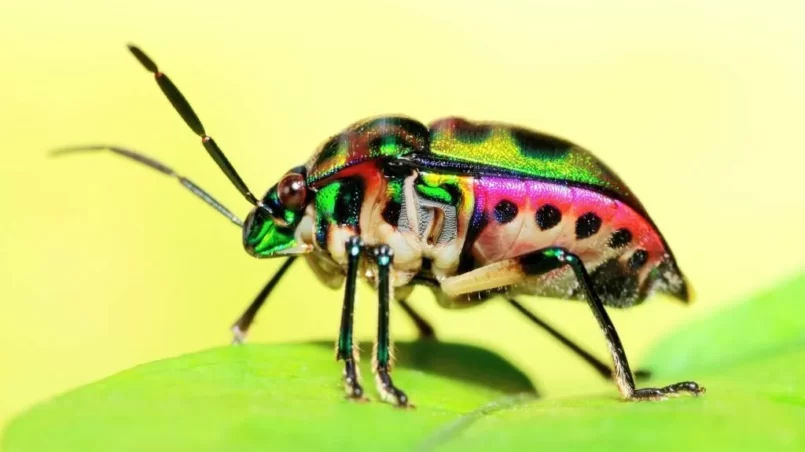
[57,45,704,407]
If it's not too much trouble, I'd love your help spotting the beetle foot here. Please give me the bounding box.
[376,370,412,408]
[344,381,367,402]
[231,325,247,345]
[343,360,368,402]
[630,381,705,401]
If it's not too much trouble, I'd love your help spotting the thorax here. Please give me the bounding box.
[299,162,474,288]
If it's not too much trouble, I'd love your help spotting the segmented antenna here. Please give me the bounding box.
[127,44,260,206]
[51,145,243,227]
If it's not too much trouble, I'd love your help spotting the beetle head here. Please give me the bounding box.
[242,167,313,258]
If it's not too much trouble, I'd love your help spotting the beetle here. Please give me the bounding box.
[56,45,704,407]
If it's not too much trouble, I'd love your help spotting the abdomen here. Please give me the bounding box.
[466,176,688,307]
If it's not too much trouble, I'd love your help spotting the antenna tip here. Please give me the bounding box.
[127,44,159,73]
[48,146,105,158]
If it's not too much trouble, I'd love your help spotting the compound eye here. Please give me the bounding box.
[277,173,307,210]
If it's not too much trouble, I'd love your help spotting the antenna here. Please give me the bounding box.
[127,44,260,206]
[52,145,243,227]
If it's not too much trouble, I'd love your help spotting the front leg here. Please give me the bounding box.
[336,236,365,401]
[372,245,411,407]
[231,257,298,344]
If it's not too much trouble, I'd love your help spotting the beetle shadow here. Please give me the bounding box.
[313,340,539,396]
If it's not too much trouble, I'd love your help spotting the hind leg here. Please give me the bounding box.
[396,299,436,340]
[441,249,704,400]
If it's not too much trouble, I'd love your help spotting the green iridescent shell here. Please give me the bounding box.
[304,116,429,184]
[423,117,644,214]
[304,116,644,214]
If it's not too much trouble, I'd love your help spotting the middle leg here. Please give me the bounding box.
[336,236,366,401]
[507,297,651,381]
[372,245,410,407]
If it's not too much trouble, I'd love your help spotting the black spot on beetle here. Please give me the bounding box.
[316,134,344,163]
[366,117,429,138]
[453,119,494,143]
[511,127,571,160]
[535,204,562,230]
[628,249,649,270]
[363,117,430,153]
[334,178,364,227]
[493,200,518,224]
[608,228,633,249]
[367,134,398,155]
[575,212,602,239]
[382,200,402,226]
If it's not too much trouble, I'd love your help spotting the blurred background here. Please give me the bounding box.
[1,0,804,430]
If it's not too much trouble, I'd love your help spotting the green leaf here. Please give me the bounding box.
[5,274,805,451]
[643,273,805,378]
[429,348,805,451]
[1,342,536,452]
[431,273,805,451]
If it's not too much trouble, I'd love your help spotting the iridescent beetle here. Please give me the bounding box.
[57,45,704,407]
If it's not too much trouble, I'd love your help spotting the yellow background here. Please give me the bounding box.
[1,0,804,430]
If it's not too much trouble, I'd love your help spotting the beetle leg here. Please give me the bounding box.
[231,258,437,343]
[336,236,366,401]
[372,245,411,407]
[230,257,298,344]
[518,248,704,401]
[507,298,651,381]
[439,248,701,399]
[396,299,436,340]
[507,297,612,378]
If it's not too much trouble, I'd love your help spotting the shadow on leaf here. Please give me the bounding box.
[312,340,538,396]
